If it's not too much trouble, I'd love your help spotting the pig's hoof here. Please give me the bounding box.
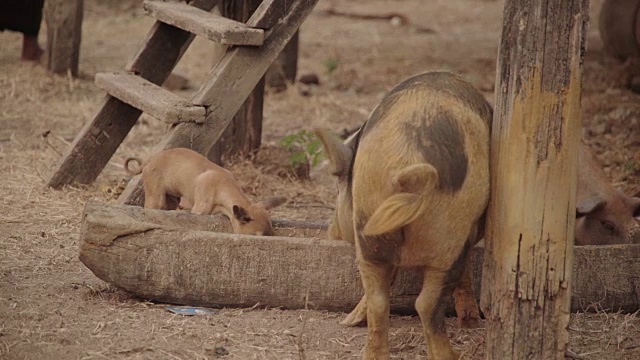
[455,301,482,329]
[457,315,481,329]
[456,307,482,329]
[340,310,367,327]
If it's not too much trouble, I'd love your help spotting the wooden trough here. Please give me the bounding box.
[80,202,640,314]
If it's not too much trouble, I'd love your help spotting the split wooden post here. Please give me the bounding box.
[480,1,589,359]
[44,0,84,77]
[208,0,266,164]
[265,30,299,89]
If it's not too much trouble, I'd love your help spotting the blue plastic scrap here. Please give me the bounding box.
[166,306,217,316]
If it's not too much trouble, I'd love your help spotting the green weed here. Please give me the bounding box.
[279,130,324,168]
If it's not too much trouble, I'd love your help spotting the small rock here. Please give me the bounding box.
[298,85,311,97]
[390,16,404,27]
[214,346,229,357]
[299,73,320,85]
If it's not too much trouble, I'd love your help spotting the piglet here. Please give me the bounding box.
[124,148,286,236]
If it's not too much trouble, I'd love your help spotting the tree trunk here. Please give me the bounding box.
[481,1,589,359]
[265,30,299,90]
[208,0,265,164]
[44,0,83,77]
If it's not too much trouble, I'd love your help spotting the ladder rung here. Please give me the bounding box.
[95,72,207,124]
[143,0,264,46]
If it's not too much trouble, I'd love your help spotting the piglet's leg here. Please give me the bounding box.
[190,174,217,215]
[143,181,169,210]
[144,193,166,209]
[360,261,394,360]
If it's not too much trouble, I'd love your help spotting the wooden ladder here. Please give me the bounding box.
[46,0,318,205]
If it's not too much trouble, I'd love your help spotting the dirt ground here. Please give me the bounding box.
[1,0,639,359]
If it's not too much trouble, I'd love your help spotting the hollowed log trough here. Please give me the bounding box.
[80,202,640,314]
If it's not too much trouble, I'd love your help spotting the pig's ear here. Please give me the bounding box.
[259,196,287,210]
[233,205,253,223]
[576,196,606,218]
[315,128,354,178]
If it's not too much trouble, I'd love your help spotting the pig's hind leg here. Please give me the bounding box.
[359,261,395,359]
[416,242,472,360]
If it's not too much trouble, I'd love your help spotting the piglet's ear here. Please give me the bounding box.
[576,196,606,219]
[233,205,253,223]
[259,196,287,210]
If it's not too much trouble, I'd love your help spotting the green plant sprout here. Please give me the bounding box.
[322,57,338,75]
[279,130,325,168]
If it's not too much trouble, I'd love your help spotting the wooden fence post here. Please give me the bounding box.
[480,1,589,359]
[265,30,299,89]
[208,0,265,164]
[44,0,83,77]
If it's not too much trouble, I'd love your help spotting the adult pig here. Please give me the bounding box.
[575,143,640,245]
[317,71,492,360]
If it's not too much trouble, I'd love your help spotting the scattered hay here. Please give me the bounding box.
[0,0,638,359]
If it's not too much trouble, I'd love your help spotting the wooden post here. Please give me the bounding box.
[44,0,83,77]
[208,0,266,164]
[265,30,299,89]
[481,1,588,359]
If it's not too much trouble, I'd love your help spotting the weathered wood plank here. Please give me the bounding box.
[44,0,83,77]
[80,202,640,315]
[481,1,589,359]
[95,72,206,123]
[46,0,219,189]
[143,0,264,46]
[121,0,316,206]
